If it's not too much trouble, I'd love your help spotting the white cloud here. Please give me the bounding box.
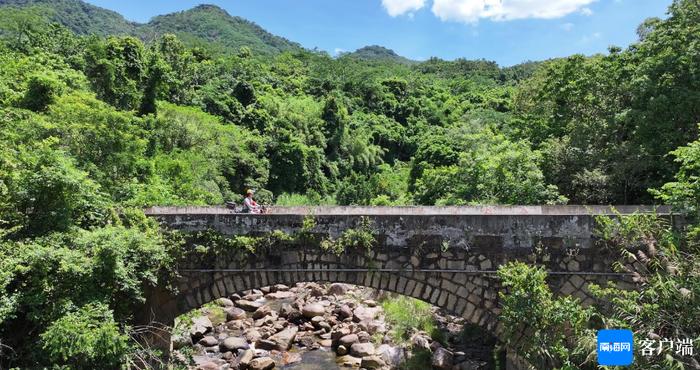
[580,7,594,16]
[430,0,598,23]
[334,48,346,56]
[382,0,427,17]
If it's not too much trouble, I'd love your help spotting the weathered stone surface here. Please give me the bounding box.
[224,306,246,321]
[338,305,353,320]
[327,283,350,295]
[249,356,275,370]
[361,355,386,369]
[302,303,325,318]
[336,355,362,367]
[265,291,296,300]
[353,306,381,322]
[264,326,299,351]
[432,347,454,370]
[189,316,213,339]
[198,336,218,347]
[252,305,272,319]
[338,334,359,347]
[219,336,248,352]
[215,297,234,307]
[377,344,405,367]
[350,342,375,357]
[236,299,263,311]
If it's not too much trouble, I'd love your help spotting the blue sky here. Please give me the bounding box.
[85,0,672,66]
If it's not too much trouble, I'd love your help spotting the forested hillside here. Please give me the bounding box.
[0,0,698,368]
[0,0,301,55]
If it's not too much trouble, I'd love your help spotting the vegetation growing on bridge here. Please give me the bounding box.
[0,0,698,367]
[498,213,699,369]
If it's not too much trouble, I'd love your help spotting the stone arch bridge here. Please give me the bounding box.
[140,205,673,353]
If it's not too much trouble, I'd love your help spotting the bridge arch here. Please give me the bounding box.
[139,205,661,353]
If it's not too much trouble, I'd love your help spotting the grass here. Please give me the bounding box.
[381,295,443,345]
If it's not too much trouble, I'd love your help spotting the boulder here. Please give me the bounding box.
[260,326,298,351]
[338,333,359,347]
[431,347,454,370]
[249,356,275,370]
[198,336,218,347]
[353,306,382,322]
[265,291,296,300]
[338,305,353,320]
[337,345,348,355]
[220,336,249,352]
[361,355,386,369]
[350,342,375,357]
[189,316,213,340]
[252,305,272,319]
[238,349,254,367]
[196,361,220,370]
[302,303,325,318]
[411,333,431,350]
[336,355,362,367]
[225,307,247,321]
[236,299,263,311]
[272,284,290,292]
[244,328,262,343]
[327,283,349,296]
[377,344,405,367]
[215,297,234,307]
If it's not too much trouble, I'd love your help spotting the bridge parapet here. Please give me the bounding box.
[139,205,672,353]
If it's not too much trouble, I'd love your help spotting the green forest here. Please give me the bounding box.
[0,0,698,368]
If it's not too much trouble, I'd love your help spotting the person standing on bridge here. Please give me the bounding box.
[243,189,262,214]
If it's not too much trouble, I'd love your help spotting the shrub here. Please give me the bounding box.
[21,73,63,111]
[40,303,129,369]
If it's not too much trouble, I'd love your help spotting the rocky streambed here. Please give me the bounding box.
[172,283,495,370]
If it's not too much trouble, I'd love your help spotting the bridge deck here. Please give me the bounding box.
[144,205,671,216]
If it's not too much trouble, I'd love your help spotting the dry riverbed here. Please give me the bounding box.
[171,282,495,370]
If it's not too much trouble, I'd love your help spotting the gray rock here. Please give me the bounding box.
[238,349,254,367]
[353,306,382,322]
[338,305,353,320]
[432,347,454,370]
[261,326,299,351]
[411,334,431,350]
[196,361,220,370]
[198,335,218,347]
[336,355,361,367]
[377,344,405,367]
[363,299,378,307]
[215,297,234,307]
[249,356,275,370]
[361,355,386,369]
[252,305,272,319]
[272,284,290,292]
[265,291,296,300]
[327,283,349,296]
[302,303,325,318]
[189,316,213,339]
[220,336,249,352]
[236,299,263,311]
[338,333,359,347]
[350,342,375,357]
[244,328,262,343]
[225,306,247,321]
